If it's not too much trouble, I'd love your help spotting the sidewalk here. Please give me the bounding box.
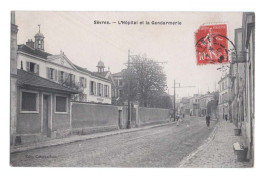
[11,121,176,154]
[179,120,253,168]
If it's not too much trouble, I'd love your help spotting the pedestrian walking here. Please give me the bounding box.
[206,114,211,129]
[225,114,228,121]
[176,114,180,126]
[169,109,174,121]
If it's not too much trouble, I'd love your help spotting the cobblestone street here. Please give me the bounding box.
[11,116,217,167]
[180,119,253,168]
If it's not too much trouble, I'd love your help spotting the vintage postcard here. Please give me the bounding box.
[10,11,255,167]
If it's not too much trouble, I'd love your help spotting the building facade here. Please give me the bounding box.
[190,94,200,116]
[198,92,215,117]
[218,74,231,120]
[112,71,124,104]
[93,61,120,105]
[17,28,112,105]
[241,12,255,162]
[229,12,254,162]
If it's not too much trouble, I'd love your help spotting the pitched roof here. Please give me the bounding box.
[18,44,111,82]
[18,44,52,59]
[74,64,111,82]
[112,71,123,77]
[17,69,79,94]
[93,71,109,78]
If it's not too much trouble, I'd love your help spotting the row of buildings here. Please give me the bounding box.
[217,12,255,162]
[176,91,218,118]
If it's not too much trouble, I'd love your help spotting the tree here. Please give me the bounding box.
[150,94,173,109]
[61,75,86,102]
[122,56,167,107]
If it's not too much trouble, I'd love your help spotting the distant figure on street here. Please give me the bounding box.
[225,114,228,121]
[206,114,211,128]
[176,114,180,126]
[183,113,185,119]
[170,109,174,121]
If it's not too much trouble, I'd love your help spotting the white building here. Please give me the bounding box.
[17,27,112,104]
[218,74,231,119]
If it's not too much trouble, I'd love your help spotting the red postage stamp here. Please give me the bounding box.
[195,24,228,65]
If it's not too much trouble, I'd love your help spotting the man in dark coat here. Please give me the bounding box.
[206,114,211,128]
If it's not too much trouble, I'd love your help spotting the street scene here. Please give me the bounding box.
[10,12,255,167]
[11,116,217,167]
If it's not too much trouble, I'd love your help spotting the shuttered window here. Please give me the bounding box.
[90,81,96,95]
[26,61,39,75]
[80,77,87,88]
[47,67,57,81]
[58,71,65,83]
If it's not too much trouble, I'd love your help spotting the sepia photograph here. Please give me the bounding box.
[9,11,255,168]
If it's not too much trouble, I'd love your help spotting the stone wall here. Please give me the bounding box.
[71,102,121,134]
[138,107,170,126]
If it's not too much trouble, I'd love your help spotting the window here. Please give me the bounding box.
[119,90,122,97]
[107,86,110,97]
[30,63,35,72]
[97,83,101,96]
[21,91,38,112]
[55,96,67,113]
[90,81,96,95]
[104,85,108,97]
[100,84,103,96]
[47,68,57,81]
[58,71,64,82]
[26,61,39,75]
[50,68,54,79]
[80,77,87,88]
[118,80,123,86]
[69,74,75,85]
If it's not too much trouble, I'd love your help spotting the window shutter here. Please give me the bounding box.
[107,86,109,97]
[101,84,103,96]
[84,78,87,88]
[58,71,61,83]
[46,67,49,78]
[54,69,57,81]
[64,73,68,83]
[89,81,92,94]
[26,61,30,71]
[46,67,50,79]
[72,75,75,84]
[94,82,96,95]
[35,64,39,75]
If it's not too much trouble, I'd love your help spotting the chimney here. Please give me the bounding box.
[26,39,35,48]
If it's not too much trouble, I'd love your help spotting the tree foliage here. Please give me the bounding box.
[61,76,86,102]
[122,56,167,108]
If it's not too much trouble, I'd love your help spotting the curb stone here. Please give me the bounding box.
[177,121,220,167]
[11,121,176,154]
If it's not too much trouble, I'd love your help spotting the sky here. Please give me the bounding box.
[15,11,242,98]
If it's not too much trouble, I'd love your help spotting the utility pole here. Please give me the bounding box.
[127,49,131,129]
[172,82,195,117]
[126,49,167,128]
[174,80,176,119]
